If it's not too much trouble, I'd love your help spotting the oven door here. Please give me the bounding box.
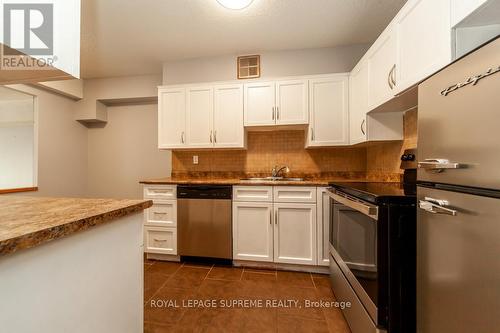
[328,189,379,325]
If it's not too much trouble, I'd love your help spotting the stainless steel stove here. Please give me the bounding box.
[327,149,417,333]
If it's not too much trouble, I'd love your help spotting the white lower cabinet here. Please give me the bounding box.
[143,185,178,257]
[317,188,330,266]
[232,186,320,266]
[144,226,177,255]
[273,203,317,265]
[232,202,274,262]
[145,200,177,227]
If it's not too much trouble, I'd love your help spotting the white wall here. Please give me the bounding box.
[163,45,368,85]
[7,84,88,197]
[0,97,35,189]
[0,125,34,189]
[75,74,162,122]
[87,104,171,199]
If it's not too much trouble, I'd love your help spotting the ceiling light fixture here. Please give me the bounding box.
[216,0,254,10]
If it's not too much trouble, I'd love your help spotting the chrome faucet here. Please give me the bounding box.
[271,165,290,178]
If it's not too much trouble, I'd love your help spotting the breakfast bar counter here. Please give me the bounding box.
[0,196,152,333]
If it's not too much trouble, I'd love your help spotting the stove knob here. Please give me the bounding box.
[407,154,415,161]
[401,154,408,161]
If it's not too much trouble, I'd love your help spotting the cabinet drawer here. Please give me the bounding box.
[144,227,177,255]
[144,200,177,227]
[273,186,317,203]
[143,185,177,200]
[233,186,273,202]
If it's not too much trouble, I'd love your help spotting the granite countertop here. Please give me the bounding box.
[0,197,152,256]
[140,177,375,186]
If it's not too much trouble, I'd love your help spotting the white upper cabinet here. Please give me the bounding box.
[244,82,276,126]
[158,87,186,149]
[213,84,244,148]
[158,83,245,150]
[275,79,309,125]
[367,25,398,110]
[349,61,369,145]
[394,0,452,93]
[244,79,309,127]
[307,75,349,147]
[186,86,214,148]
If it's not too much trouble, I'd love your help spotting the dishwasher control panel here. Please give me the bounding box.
[177,185,232,200]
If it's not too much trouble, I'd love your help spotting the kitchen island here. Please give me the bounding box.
[0,197,152,333]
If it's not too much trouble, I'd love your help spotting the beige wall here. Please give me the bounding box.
[87,104,171,199]
[7,85,88,197]
[163,45,368,85]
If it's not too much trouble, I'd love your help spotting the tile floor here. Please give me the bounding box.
[144,260,351,333]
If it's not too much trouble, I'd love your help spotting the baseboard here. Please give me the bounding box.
[233,260,329,274]
[146,253,181,262]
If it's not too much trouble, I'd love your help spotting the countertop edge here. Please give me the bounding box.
[139,179,375,186]
[0,200,152,257]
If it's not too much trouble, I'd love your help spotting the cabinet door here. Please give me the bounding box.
[307,75,349,147]
[349,61,369,145]
[316,188,330,266]
[144,200,177,228]
[367,26,397,110]
[276,79,309,125]
[186,86,214,148]
[233,202,273,262]
[274,203,316,265]
[395,0,452,92]
[244,82,276,126]
[158,87,186,149]
[213,84,244,148]
[144,226,177,255]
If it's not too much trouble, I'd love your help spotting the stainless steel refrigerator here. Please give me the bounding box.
[417,36,500,332]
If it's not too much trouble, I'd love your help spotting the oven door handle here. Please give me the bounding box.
[328,191,379,220]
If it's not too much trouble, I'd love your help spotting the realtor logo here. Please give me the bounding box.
[3,3,54,56]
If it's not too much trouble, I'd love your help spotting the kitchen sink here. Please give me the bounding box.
[240,177,304,182]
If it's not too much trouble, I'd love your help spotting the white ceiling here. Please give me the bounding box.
[81,0,406,78]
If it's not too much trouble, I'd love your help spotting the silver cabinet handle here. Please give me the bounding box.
[153,212,167,216]
[269,210,272,225]
[272,107,275,120]
[181,132,185,144]
[388,64,396,89]
[275,210,278,225]
[391,64,396,87]
[276,107,280,120]
[388,66,394,89]
[214,131,217,143]
[310,127,315,141]
[418,159,464,173]
[153,238,167,242]
[210,130,213,143]
[419,197,457,216]
[360,119,366,135]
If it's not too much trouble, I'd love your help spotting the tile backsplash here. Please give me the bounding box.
[172,130,367,179]
[172,109,417,181]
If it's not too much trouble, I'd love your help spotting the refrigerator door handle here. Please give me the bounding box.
[419,197,458,216]
[418,159,464,172]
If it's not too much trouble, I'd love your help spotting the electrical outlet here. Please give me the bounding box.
[193,155,199,165]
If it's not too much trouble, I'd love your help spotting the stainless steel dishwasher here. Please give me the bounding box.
[177,185,232,259]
